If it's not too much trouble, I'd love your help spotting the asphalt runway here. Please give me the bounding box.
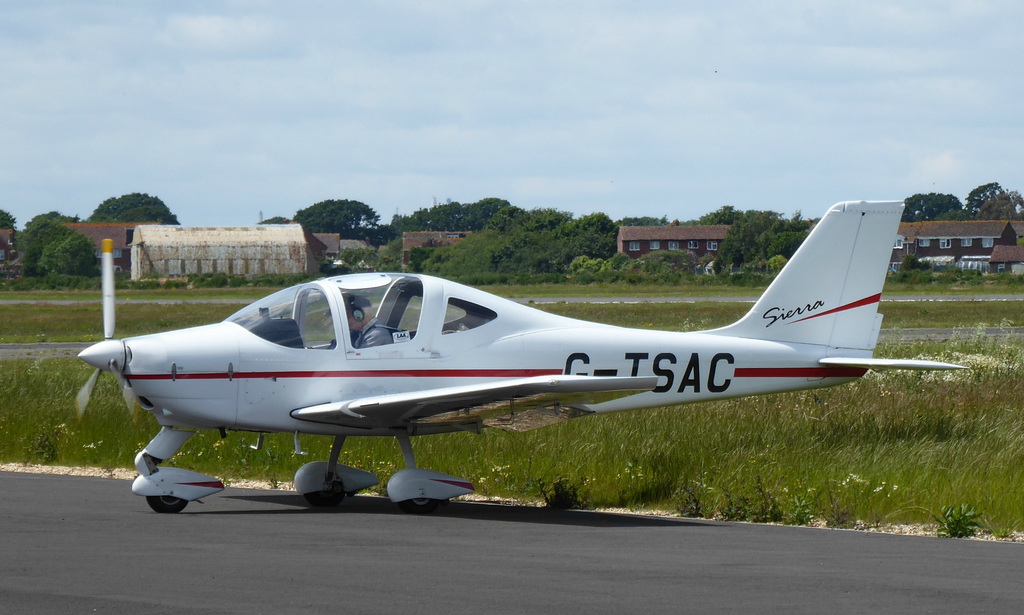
[1,472,1021,614]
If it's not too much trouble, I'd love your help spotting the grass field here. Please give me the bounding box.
[1,291,1022,533]
[2,297,1022,343]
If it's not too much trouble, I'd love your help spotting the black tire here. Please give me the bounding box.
[303,490,346,507]
[146,495,188,514]
[398,498,441,514]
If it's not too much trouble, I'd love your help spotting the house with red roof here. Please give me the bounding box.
[990,245,1024,274]
[616,224,730,261]
[64,223,151,273]
[891,220,1017,272]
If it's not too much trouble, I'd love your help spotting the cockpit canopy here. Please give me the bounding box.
[225,273,498,351]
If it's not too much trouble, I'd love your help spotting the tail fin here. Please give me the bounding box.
[711,201,903,351]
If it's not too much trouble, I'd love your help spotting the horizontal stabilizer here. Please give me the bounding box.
[291,374,658,431]
[819,357,967,371]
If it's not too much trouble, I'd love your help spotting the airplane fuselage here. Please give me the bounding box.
[121,316,864,436]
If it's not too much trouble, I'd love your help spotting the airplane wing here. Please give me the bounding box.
[819,357,967,370]
[290,375,659,433]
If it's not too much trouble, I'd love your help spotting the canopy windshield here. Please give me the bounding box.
[226,284,337,350]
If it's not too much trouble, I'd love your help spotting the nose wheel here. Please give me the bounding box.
[397,497,440,515]
[146,495,189,514]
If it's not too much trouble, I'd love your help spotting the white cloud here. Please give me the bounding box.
[1,1,1023,226]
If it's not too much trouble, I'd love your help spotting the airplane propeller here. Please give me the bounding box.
[76,239,138,417]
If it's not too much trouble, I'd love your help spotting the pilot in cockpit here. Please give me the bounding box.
[345,294,391,348]
[346,294,371,346]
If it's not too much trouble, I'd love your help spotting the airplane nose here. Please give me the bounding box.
[78,339,127,371]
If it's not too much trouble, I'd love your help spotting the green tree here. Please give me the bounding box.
[259,216,290,225]
[294,199,388,244]
[976,190,1024,220]
[18,212,92,277]
[902,193,964,222]
[38,230,98,276]
[965,183,1003,218]
[485,205,529,234]
[618,215,668,226]
[391,198,508,233]
[557,212,618,260]
[636,249,696,274]
[715,210,809,272]
[0,208,15,230]
[699,205,743,225]
[88,193,179,224]
[421,231,501,277]
[766,254,788,274]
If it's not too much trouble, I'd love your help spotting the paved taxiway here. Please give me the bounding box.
[1,472,1021,614]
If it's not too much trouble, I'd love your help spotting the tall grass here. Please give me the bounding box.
[2,332,1021,532]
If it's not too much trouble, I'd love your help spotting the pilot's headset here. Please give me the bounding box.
[347,295,369,322]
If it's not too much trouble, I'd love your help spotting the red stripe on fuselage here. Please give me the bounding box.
[431,478,475,491]
[128,368,563,381]
[178,480,225,489]
[735,367,867,379]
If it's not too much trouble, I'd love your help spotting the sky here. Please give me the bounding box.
[2,1,1022,228]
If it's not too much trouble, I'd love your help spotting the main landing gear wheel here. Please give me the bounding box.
[398,498,441,515]
[302,490,347,507]
[146,495,188,514]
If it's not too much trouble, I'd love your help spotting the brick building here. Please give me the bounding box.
[891,220,1018,272]
[990,245,1024,274]
[65,223,148,273]
[616,224,730,261]
[402,231,470,265]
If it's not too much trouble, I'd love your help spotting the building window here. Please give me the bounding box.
[707,241,718,251]
[650,241,660,250]
[668,241,679,251]
[0,250,4,262]
[961,238,972,247]
[919,238,930,247]
[628,241,639,252]
[113,248,123,258]
[894,239,904,249]
[939,238,952,249]
[998,263,1006,273]
[687,240,699,250]
[982,238,994,248]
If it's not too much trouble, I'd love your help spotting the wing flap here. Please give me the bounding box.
[290,375,658,432]
[820,357,967,371]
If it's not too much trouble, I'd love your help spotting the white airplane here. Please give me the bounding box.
[77,201,963,514]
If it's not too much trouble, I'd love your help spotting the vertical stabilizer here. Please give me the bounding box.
[710,201,903,351]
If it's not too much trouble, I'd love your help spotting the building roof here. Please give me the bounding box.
[1012,221,1024,238]
[338,239,371,251]
[65,222,152,250]
[312,233,341,253]
[990,245,1024,264]
[133,224,308,246]
[897,220,1010,240]
[617,225,730,241]
[0,229,12,244]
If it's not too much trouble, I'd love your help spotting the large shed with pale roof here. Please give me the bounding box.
[131,224,320,280]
